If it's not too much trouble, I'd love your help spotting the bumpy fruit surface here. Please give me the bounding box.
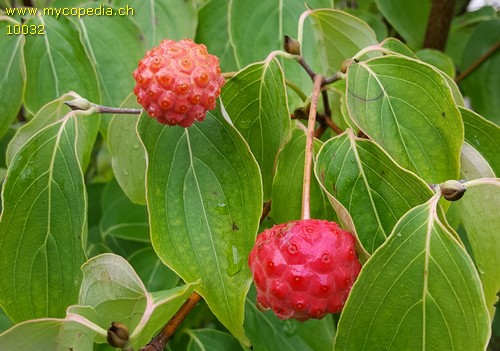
[133,38,225,127]
[248,219,361,321]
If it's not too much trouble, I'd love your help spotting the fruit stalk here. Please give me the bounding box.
[301,75,324,220]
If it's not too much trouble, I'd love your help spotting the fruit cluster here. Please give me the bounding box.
[133,38,225,127]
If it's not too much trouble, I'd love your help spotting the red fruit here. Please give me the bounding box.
[248,219,361,321]
[133,38,225,127]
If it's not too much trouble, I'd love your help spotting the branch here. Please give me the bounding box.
[423,0,456,50]
[301,75,323,220]
[140,292,202,351]
[455,41,500,83]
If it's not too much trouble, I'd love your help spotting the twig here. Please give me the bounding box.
[301,75,323,220]
[260,201,272,223]
[320,115,343,135]
[297,56,316,80]
[140,292,202,351]
[455,42,500,83]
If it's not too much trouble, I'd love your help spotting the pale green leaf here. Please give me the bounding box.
[107,94,146,205]
[23,16,100,115]
[343,9,388,42]
[6,92,100,170]
[0,110,87,322]
[221,58,291,201]
[457,178,500,320]
[335,194,490,350]
[303,9,378,75]
[112,0,197,48]
[315,129,433,253]
[0,318,96,350]
[271,127,335,224]
[346,56,463,183]
[460,106,500,176]
[128,247,180,292]
[378,38,417,58]
[375,0,430,49]
[138,107,262,345]
[0,17,25,140]
[460,142,495,180]
[77,253,198,348]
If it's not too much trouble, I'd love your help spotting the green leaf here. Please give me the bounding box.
[378,38,417,58]
[0,318,96,350]
[0,109,87,322]
[76,253,199,348]
[185,329,245,351]
[416,49,456,78]
[23,16,100,115]
[460,142,495,180]
[6,92,100,171]
[304,9,378,75]
[196,0,238,72]
[460,107,500,176]
[138,107,262,345]
[456,178,500,320]
[107,94,146,205]
[335,194,490,350]
[315,129,433,253]
[0,17,25,140]
[375,0,430,49]
[244,286,335,351]
[459,20,500,124]
[343,9,388,42]
[100,179,149,243]
[221,58,290,201]
[346,56,463,183]
[112,0,197,48]
[128,247,180,292]
[271,127,335,224]
[75,3,144,132]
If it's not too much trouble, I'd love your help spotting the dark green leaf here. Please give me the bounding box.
[459,20,500,124]
[416,49,456,78]
[335,194,490,350]
[100,179,149,242]
[185,329,245,351]
[315,130,433,253]
[138,107,262,345]
[112,0,197,48]
[375,0,430,49]
[346,56,463,183]
[221,59,291,201]
[271,127,336,224]
[0,18,25,140]
[23,16,100,115]
[245,286,335,351]
[75,3,144,132]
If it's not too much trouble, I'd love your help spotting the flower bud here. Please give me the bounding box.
[107,322,129,348]
[65,97,93,111]
[440,180,466,201]
[284,35,301,55]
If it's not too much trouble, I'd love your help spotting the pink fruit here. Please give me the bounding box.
[248,219,361,321]
[133,38,225,127]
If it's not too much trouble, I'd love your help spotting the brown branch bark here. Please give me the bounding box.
[140,292,202,351]
[423,0,456,51]
[455,42,500,83]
